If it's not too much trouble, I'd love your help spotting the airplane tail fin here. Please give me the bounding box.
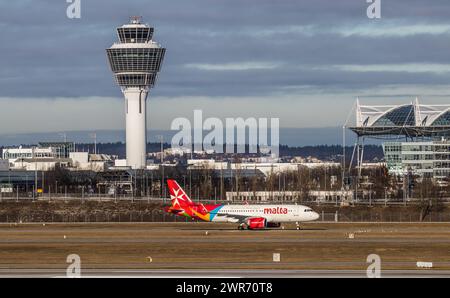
[167,179,194,208]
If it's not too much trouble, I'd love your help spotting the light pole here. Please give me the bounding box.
[89,132,97,155]
[34,147,37,201]
[385,187,387,207]
[157,135,164,198]
[59,132,67,142]
[342,125,346,190]
[189,168,192,198]
[58,133,68,158]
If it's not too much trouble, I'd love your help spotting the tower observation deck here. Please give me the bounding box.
[106,16,165,169]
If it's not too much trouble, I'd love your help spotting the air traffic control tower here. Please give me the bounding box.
[107,16,165,169]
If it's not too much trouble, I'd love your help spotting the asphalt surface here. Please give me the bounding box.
[0,222,448,277]
[0,269,448,278]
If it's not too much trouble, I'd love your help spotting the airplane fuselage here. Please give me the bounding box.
[212,204,319,223]
[165,179,319,229]
[168,203,319,223]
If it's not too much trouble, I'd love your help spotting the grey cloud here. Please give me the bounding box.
[0,1,450,103]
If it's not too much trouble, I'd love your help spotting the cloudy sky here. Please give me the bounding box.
[1,0,450,137]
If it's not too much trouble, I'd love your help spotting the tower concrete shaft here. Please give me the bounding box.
[124,87,148,169]
[106,16,165,169]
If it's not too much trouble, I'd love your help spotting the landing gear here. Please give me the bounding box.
[238,223,246,230]
[296,221,301,230]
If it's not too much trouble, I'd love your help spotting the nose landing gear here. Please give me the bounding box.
[296,221,301,230]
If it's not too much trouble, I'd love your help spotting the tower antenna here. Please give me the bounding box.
[130,16,142,24]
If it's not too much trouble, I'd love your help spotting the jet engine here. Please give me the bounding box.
[246,217,267,229]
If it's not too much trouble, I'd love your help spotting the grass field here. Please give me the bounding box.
[0,222,448,271]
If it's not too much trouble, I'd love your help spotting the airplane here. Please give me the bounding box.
[164,179,320,230]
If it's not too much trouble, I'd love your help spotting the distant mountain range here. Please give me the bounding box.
[86,143,384,161]
[0,128,385,161]
[0,127,380,147]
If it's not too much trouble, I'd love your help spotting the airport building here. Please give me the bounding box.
[2,145,112,172]
[70,152,112,172]
[347,99,450,179]
[38,142,75,159]
[349,99,450,138]
[12,158,71,171]
[226,190,353,203]
[0,159,9,171]
[383,140,450,178]
[0,170,40,192]
[2,147,57,163]
[186,159,340,177]
[2,142,75,164]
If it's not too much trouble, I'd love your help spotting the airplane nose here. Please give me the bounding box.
[313,212,320,220]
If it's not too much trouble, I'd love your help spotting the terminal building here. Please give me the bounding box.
[348,99,450,179]
[2,142,75,164]
[1,142,111,172]
[226,190,354,203]
[383,140,450,178]
[2,147,57,163]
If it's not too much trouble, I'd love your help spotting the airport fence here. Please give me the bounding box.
[0,210,449,223]
[2,194,450,206]
[320,211,450,222]
[0,210,190,223]
[0,195,450,223]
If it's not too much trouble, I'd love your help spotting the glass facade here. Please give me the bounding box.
[107,21,165,89]
[373,105,415,127]
[350,101,450,138]
[115,73,157,87]
[431,111,450,126]
[107,48,165,74]
[38,142,75,158]
[2,147,59,160]
[383,141,450,178]
[117,27,154,43]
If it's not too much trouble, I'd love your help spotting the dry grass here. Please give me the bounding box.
[0,222,448,270]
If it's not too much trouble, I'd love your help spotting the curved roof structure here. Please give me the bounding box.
[348,99,450,138]
[371,104,415,127]
[431,111,450,126]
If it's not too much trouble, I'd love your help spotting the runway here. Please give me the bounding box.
[0,222,448,276]
[0,269,448,278]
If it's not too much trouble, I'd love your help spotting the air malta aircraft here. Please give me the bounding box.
[164,179,320,230]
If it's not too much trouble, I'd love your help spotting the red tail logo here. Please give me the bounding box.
[167,179,193,208]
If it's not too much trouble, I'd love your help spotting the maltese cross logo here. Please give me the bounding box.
[170,188,185,206]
